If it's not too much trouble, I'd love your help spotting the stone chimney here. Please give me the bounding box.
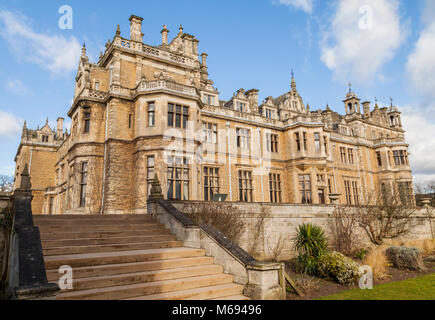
[160,25,169,45]
[193,38,199,56]
[362,101,371,118]
[201,53,208,68]
[56,118,64,137]
[129,15,144,42]
[246,89,259,109]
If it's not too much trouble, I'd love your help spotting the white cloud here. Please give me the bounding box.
[406,3,435,99]
[5,79,29,95]
[275,0,314,13]
[0,10,81,75]
[0,110,23,139]
[320,0,406,84]
[401,106,435,185]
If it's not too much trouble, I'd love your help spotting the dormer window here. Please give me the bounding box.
[42,135,49,143]
[236,101,247,113]
[203,94,215,106]
[265,108,274,119]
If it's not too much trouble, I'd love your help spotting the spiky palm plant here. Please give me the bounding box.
[293,223,329,274]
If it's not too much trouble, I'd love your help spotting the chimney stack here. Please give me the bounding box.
[129,15,144,42]
[160,25,169,45]
[201,53,208,68]
[57,117,64,137]
[362,101,371,117]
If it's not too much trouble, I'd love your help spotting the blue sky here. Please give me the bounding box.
[0,0,434,185]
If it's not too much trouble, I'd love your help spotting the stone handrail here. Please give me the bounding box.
[148,199,285,300]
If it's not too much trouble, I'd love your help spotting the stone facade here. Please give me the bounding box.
[13,15,414,214]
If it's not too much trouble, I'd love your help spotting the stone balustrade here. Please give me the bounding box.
[136,80,198,98]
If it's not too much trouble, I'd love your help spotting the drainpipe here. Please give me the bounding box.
[226,122,232,201]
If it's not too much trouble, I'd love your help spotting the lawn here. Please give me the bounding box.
[318,273,435,300]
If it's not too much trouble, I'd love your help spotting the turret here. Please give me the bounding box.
[343,84,361,115]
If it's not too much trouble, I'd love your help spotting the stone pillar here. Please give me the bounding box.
[9,165,59,300]
[245,262,285,300]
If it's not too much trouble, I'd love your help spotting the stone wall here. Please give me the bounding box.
[172,201,434,261]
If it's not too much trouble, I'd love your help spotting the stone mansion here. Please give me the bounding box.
[13,15,414,215]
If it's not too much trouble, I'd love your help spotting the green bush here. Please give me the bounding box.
[317,251,362,286]
[293,223,329,275]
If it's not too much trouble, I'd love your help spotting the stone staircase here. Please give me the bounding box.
[34,214,249,300]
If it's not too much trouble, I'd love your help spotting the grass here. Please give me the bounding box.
[318,273,435,300]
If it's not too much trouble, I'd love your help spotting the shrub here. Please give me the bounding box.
[388,239,435,257]
[182,202,245,243]
[317,251,362,286]
[385,246,426,271]
[363,246,390,280]
[293,223,328,275]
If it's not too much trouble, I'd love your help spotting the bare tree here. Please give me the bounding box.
[0,175,13,193]
[355,182,419,246]
[330,206,363,256]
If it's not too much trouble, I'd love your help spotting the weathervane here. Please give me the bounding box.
[348,82,352,93]
[390,97,393,106]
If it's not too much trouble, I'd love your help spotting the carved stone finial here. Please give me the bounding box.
[291,72,297,92]
[149,174,164,201]
[116,24,121,36]
[179,24,183,35]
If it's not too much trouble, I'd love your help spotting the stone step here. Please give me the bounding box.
[45,248,206,270]
[43,241,183,256]
[60,265,223,292]
[34,214,153,220]
[46,256,215,281]
[42,235,177,248]
[38,224,161,233]
[40,228,171,241]
[125,283,244,300]
[57,273,234,300]
[34,217,156,226]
